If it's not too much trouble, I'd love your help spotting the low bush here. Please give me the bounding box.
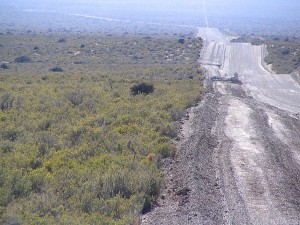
[58,38,66,43]
[0,64,9,69]
[15,56,31,63]
[131,83,154,95]
[1,92,14,111]
[178,38,185,44]
[281,49,290,55]
[66,91,84,106]
[0,141,14,153]
[159,124,178,138]
[156,143,176,158]
[49,67,64,72]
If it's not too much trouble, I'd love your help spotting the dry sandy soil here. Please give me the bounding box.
[142,27,300,225]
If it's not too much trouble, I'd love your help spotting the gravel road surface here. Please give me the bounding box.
[142,27,300,225]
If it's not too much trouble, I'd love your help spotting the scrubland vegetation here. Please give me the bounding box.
[265,38,300,74]
[0,31,204,224]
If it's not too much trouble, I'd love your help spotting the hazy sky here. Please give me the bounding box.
[1,0,299,19]
[0,0,299,34]
[206,0,299,18]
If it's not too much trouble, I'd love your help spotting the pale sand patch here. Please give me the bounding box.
[225,98,280,225]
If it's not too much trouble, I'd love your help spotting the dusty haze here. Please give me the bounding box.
[0,0,299,35]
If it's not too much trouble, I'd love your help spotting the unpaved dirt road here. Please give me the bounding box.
[142,27,300,225]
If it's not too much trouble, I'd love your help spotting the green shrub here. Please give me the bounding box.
[130,83,154,95]
[1,142,14,153]
[38,120,51,131]
[3,129,20,142]
[0,206,7,224]
[0,64,9,69]
[29,159,43,170]
[156,143,175,158]
[15,56,31,63]
[30,170,45,193]
[58,38,66,43]
[142,197,152,214]
[1,93,14,111]
[178,38,185,44]
[49,67,64,72]
[11,174,31,198]
[67,91,84,106]
[69,128,86,146]
[282,49,290,55]
[170,109,185,121]
[159,123,178,138]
